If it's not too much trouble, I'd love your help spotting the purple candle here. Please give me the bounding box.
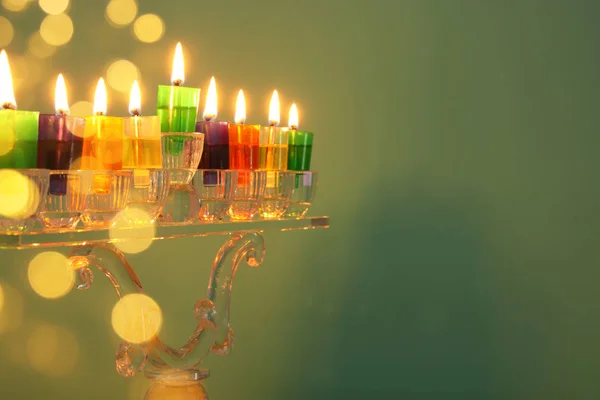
[196,77,229,170]
[37,74,85,195]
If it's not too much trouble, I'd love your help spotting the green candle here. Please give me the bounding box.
[287,104,313,171]
[0,50,39,168]
[157,43,200,156]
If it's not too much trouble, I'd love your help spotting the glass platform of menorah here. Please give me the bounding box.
[0,161,327,400]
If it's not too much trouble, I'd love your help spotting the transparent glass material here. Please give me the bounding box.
[193,170,237,221]
[227,171,267,220]
[285,171,319,218]
[0,169,49,233]
[0,216,329,248]
[162,132,205,185]
[159,184,200,225]
[260,171,295,219]
[81,170,132,228]
[40,170,91,230]
[126,169,171,221]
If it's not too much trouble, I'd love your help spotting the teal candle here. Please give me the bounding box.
[0,109,40,168]
[157,85,200,133]
[287,130,313,171]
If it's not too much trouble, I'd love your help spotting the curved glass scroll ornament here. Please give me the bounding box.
[68,231,265,383]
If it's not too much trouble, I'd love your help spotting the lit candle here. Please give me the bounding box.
[0,50,40,168]
[37,73,86,195]
[81,78,124,170]
[287,103,314,171]
[157,42,200,133]
[259,90,289,171]
[196,76,229,170]
[82,78,124,193]
[123,80,162,170]
[228,89,260,170]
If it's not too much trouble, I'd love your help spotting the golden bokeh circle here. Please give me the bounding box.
[0,128,15,157]
[70,100,93,117]
[106,0,138,27]
[0,170,37,218]
[1,0,31,12]
[0,284,4,313]
[27,31,57,59]
[110,207,156,254]
[106,59,140,93]
[112,293,163,344]
[39,0,68,15]
[133,14,165,43]
[0,16,14,47]
[27,251,75,299]
[40,13,74,46]
[26,323,79,376]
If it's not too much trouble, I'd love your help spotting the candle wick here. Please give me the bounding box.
[131,110,140,117]
[2,102,16,110]
[173,80,183,87]
[95,111,104,116]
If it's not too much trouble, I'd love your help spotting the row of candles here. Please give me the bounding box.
[0,43,314,174]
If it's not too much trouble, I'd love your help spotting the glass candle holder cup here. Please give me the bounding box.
[0,109,40,168]
[157,85,200,133]
[162,132,205,185]
[0,169,49,233]
[228,123,260,170]
[228,170,267,220]
[40,170,91,230]
[159,183,200,225]
[80,170,132,228]
[193,170,237,221]
[284,171,319,218]
[259,126,289,170]
[125,168,171,222]
[287,130,314,171]
[37,114,85,195]
[260,171,295,219]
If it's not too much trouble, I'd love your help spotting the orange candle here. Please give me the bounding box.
[228,90,259,170]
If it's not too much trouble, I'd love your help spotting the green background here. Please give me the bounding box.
[1,0,600,398]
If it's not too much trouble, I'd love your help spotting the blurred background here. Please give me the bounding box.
[1,0,600,398]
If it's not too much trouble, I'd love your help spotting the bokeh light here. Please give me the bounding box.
[1,0,31,12]
[106,59,139,93]
[39,0,68,15]
[0,169,38,219]
[26,323,79,376]
[0,284,24,334]
[133,14,165,43]
[106,0,138,27]
[28,251,75,299]
[0,17,14,47]
[0,127,15,156]
[70,100,93,117]
[110,207,156,254]
[0,284,4,313]
[27,31,57,59]
[112,293,162,344]
[40,13,74,46]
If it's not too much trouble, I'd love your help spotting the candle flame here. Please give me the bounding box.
[171,42,184,86]
[55,74,69,115]
[0,50,17,110]
[289,103,299,130]
[203,76,217,121]
[234,89,246,124]
[268,90,280,126]
[93,78,107,116]
[129,80,141,116]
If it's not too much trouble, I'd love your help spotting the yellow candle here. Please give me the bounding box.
[82,78,123,193]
